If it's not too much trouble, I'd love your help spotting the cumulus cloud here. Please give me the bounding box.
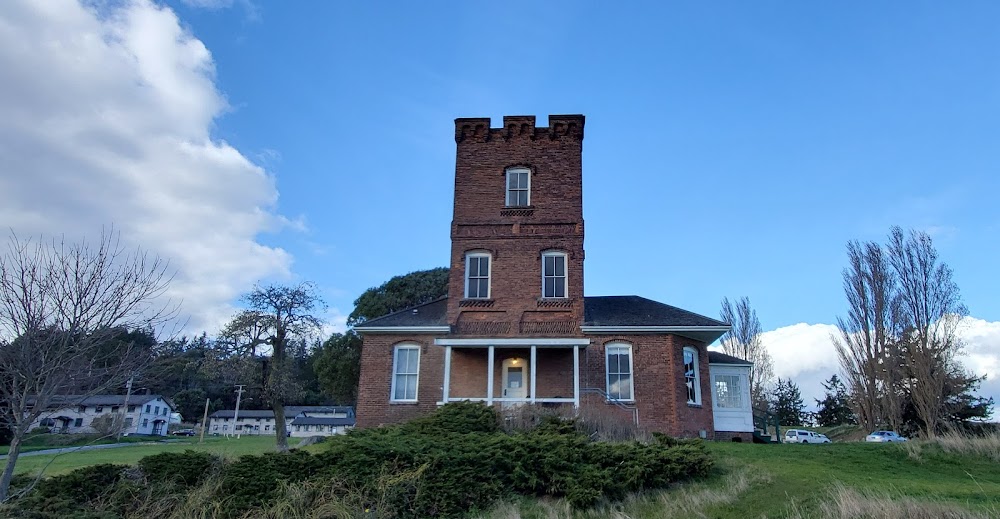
[0,0,291,332]
[723,318,1000,411]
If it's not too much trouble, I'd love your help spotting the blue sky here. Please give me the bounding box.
[2,0,997,404]
[173,1,999,329]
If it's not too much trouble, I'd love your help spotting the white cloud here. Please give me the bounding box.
[0,0,291,332]
[735,318,1000,411]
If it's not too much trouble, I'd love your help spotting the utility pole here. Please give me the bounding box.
[117,376,134,443]
[232,384,245,439]
[199,398,210,444]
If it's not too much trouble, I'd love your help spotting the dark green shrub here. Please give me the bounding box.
[400,401,500,434]
[138,450,220,487]
[219,449,325,509]
[12,464,126,518]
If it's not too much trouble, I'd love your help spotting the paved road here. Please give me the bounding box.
[0,440,184,459]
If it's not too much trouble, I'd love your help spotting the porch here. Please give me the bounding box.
[434,338,589,408]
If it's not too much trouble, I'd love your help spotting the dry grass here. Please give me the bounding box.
[900,432,1000,463]
[789,484,996,519]
[478,465,771,519]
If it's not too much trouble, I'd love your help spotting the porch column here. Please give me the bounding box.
[530,345,537,404]
[442,346,452,403]
[486,345,495,405]
[573,345,580,408]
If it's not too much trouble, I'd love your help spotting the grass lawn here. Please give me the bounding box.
[0,433,152,455]
[9,436,299,476]
[486,441,1000,518]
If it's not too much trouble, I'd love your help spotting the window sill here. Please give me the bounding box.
[606,399,635,405]
[687,402,703,408]
[390,400,420,405]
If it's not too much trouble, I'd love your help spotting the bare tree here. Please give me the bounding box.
[719,296,774,408]
[887,227,967,438]
[221,283,323,451]
[0,230,175,501]
[833,240,901,432]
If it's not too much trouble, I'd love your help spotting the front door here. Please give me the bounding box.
[501,357,528,405]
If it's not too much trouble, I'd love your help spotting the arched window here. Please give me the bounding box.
[541,251,567,298]
[465,252,491,299]
[391,344,421,402]
[606,343,634,401]
[506,167,530,207]
[683,346,701,405]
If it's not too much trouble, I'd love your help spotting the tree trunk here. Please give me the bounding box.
[272,399,288,452]
[0,435,22,502]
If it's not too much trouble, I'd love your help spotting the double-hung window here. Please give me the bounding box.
[506,167,530,207]
[606,343,634,401]
[391,345,420,402]
[542,252,567,298]
[465,253,491,299]
[683,347,701,405]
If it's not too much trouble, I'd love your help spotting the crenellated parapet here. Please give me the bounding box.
[455,114,585,143]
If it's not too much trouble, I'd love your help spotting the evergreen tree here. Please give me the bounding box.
[814,374,855,426]
[770,378,805,426]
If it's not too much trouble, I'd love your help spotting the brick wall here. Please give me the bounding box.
[355,334,444,428]
[447,115,586,337]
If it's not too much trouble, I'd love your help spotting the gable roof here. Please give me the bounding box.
[581,296,729,343]
[708,351,753,365]
[290,416,356,427]
[209,406,355,419]
[28,394,171,409]
[353,297,449,331]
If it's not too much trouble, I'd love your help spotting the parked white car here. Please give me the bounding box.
[865,430,908,443]
[784,429,832,444]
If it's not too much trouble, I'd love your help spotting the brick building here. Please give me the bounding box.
[356,115,754,440]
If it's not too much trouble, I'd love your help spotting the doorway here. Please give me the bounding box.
[501,357,529,402]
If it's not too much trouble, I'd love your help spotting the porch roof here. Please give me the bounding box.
[708,351,753,366]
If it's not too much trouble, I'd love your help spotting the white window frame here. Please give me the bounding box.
[391,344,421,402]
[505,167,531,207]
[464,252,491,299]
[713,374,745,409]
[683,346,702,405]
[541,251,568,299]
[605,343,634,402]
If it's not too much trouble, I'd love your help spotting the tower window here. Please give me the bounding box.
[506,168,530,207]
[542,252,567,298]
[465,253,491,299]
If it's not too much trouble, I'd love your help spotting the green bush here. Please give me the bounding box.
[138,450,220,487]
[6,403,714,518]
[12,464,126,518]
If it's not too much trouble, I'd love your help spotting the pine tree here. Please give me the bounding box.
[770,378,805,426]
[814,374,855,426]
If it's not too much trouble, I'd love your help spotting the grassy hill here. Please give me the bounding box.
[482,438,1000,518]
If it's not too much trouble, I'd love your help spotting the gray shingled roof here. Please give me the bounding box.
[290,416,356,427]
[210,406,354,419]
[583,296,728,327]
[708,351,753,365]
[354,297,449,329]
[28,394,170,408]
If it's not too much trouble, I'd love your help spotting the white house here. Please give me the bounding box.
[28,394,175,437]
[708,352,754,441]
[208,406,355,437]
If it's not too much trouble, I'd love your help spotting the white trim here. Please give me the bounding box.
[439,397,576,405]
[434,338,590,347]
[605,342,635,402]
[465,251,492,299]
[505,167,531,207]
[390,344,420,402]
[355,326,450,334]
[530,346,537,404]
[683,346,702,405]
[573,346,580,408]
[580,326,730,333]
[486,346,495,405]
[541,251,568,299]
[442,346,452,402]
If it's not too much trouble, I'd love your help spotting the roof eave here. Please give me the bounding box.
[580,325,730,343]
[354,326,451,334]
